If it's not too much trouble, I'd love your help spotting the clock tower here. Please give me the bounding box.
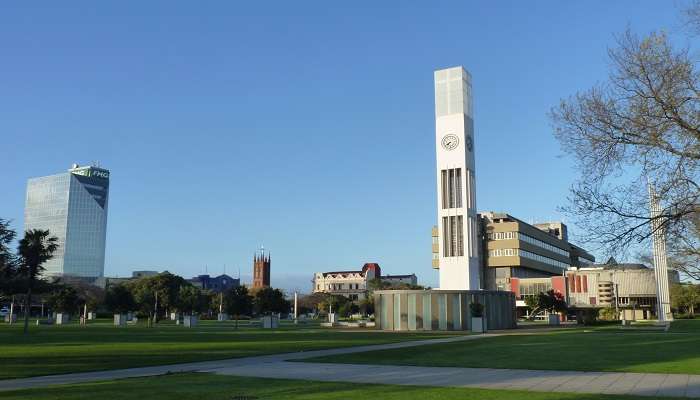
[434,66,480,290]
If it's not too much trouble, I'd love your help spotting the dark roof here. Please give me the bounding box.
[592,262,649,271]
[382,274,415,279]
[322,270,363,276]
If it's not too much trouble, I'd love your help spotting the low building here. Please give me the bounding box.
[382,274,418,287]
[312,263,417,301]
[513,258,681,320]
[312,263,380,301]
[373,289,516,331]
[94,270,161,288]
[188,274,239,293]
[132,270,159,279]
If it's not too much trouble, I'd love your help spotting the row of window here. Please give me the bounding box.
[488,248,569,270]
[577,257,593,266]
[519,282,552,297]
[317,283,363,291]
[442,215,464,257]
[440,168,476,210]
[487,231,569,257]
[440,168,462,209]
[442,215,477,258]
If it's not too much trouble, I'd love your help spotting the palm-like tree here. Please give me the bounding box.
[18,229,58,335]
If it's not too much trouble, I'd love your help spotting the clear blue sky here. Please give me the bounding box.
[0,1,686,291]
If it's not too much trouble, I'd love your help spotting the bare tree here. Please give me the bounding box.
[550,6,700,280]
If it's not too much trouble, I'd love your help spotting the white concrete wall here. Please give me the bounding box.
[435,66,480,290]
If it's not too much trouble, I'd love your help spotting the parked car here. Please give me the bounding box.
[0,307,9,317]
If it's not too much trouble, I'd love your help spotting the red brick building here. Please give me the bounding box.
[252,251,270,289]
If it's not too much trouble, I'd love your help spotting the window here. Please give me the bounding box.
[441,170,448,209]
[488,231,569,257]
[440,168,463,209]
[488,248,569,270]
[457,216,464,257]
[443,215,464,257]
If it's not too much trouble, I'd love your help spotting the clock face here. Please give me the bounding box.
[441,134,459,151]
[466,135,473,152]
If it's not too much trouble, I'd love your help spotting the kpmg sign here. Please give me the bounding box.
[71,167,110,180]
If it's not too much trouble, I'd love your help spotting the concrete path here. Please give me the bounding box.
[1,333,699,398]
[0,335,480,392]
[207,361,700,398]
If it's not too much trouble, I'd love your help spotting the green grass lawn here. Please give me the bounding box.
[0,319,459,380]
[0,373,681,400]
[304,320,700,374]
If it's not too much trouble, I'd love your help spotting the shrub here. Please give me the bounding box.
[470,302,484,318]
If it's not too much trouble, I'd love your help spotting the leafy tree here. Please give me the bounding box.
[538,290,567,314]
[128,272,188,322]
[253,287,290,316]
[71,281,105,315]
[46,285,81,314]
[0,219,18,301]
[148,272,188,320]
[104,285,136,314]
[337,302,352,318]
[599,306,618,321]
[17,229,58,335]
[296,292,327,315]
[128,280,156,321]
[525,290,567,320]
[358,297,374,316]
[224,285,253,328]
[176,285,208,315]
[671,283,700,317]
[524,295,539,313]
[550,4,700,279]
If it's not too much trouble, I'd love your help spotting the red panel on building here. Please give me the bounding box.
[552,276,565,295]
[568,273,576,292]
[510,278,520,298]
[575,275,582,293]
[582,275,588,292]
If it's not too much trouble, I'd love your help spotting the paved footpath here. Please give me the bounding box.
[1,334,699,398]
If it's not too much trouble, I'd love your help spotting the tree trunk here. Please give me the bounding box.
[23,285,32,335]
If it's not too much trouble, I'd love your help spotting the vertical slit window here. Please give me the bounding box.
[441,170,448,209]
[441,168,464,209]
[455,168,462,208]
[470,171,476,209]
[465,170,471,209]
[457,216,464,256]
[450,216,458,257]
[448,169,455,208]
[442,217,449,257]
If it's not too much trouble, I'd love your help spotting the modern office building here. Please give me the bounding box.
[24,164,110,279]
[480,212,595,291]
[432,212,595,292]
[312,263,418,301]
[434,66,480,290]
[252,249,271,289]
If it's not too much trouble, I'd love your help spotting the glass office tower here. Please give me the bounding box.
[24,164,110,278]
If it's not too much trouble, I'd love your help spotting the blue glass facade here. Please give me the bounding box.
[24,165,109,278]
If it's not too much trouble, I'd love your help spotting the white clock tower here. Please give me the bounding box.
[434,66,480,290]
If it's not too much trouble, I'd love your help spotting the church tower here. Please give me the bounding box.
[252,248,271,289]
